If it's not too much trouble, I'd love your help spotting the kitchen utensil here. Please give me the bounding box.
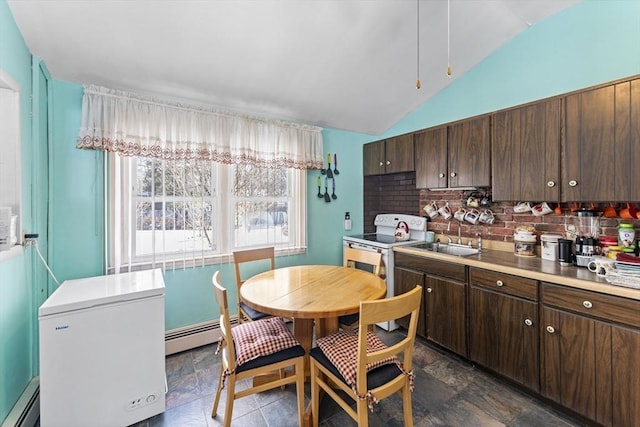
[479,209,495,224]
[464,208,480,224]
[453,207,467,222]
[558,239,573,265]
[394,221,410,241]
[324,177,331,202]
[333,153,339,175]
[466,194,480,208]
[326,153,333,178]
[437,202,452,220]
[604,203,617,218]
[331,178,337,200]
[317,176,323,198]
[423,201,439,219]
[554,204,563,215]
[513,202,531,213]
[532,202,553,216]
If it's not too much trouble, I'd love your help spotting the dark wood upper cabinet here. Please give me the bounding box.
[415,116,490,189]
[363,133,414,176]
[448,116,491,188]
[492,99,561,201]
[414,127,447,188]
[564,78,640,201]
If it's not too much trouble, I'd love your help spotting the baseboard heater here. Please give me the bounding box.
[165,316,239,355]
[1,377,39,427]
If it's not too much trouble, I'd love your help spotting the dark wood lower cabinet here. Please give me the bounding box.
[394,254,640,427]
[469,286,539,391]
[425,275,467,356]
[394,266,425,335]
[394,254,466,357]
[541,283,640,427]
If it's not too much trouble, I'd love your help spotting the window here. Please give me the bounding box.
[109,155,306,272]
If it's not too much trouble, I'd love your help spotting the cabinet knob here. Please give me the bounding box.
[426,287,433,293]
[450,172,457,178]
[386,160,391,166]
[496,280,504,287]
[438,173,445,178]
[569,180,578,187]
[379,161,384,167]
[583,300,593,309]
[547,181,555,188]
[524,318,533,327]
[546,326,555,334]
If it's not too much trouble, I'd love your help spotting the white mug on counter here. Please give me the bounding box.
[587,256,616,276]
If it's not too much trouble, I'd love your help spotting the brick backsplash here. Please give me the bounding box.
[363,172,637,242]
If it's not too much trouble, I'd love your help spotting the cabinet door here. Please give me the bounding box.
[492,100,561,201]
[394,267,425,335]
[564,85,616,201]
[469,287,539,391]
[385,134,414,174]
[425,275,466,357]
[541,307,612,426]
[611,325,640,427]
[415,127,447,188]
[363,140,386,176]
[448,116,490,188]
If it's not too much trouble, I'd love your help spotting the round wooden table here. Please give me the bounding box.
[240,264,387,366]
[241,265,386,427]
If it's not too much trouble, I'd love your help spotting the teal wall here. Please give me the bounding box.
[2,0,640,423]
[0,0,37,422]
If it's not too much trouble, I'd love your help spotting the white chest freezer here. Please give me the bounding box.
[39,268,166,427]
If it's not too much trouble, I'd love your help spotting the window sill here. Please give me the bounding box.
[0,245,24,263]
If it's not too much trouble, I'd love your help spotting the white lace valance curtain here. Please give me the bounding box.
[76,85,324,169]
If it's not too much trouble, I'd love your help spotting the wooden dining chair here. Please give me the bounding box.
[233,246,275,323]
[310,285,422,427]
[210,271,306,427]
[338,247,383,330]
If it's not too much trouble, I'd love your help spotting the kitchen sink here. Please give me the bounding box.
[411,242,481,257]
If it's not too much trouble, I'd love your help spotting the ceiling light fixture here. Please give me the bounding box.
[416,0,421,89]
[446,0,452,77]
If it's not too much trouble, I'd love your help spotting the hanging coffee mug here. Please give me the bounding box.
[464,209,480,224]
[438,202,452,220]
[479,209,495,224]
[423,201,439,219]
[454,207,467,222]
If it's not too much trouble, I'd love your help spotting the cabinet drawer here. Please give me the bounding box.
[470,268,538,301]
[395,253,466,282]
[541,283,640,328]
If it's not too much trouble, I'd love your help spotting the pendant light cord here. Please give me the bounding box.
[447,0,452,77]
[416,0,421,89]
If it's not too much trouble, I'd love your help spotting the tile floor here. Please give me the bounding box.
[132,329,584,427]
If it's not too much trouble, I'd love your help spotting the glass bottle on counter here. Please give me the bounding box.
[618,223,636,253]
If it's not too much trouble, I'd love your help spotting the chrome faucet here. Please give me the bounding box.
[476,233,483,251]
[457,221,462,245]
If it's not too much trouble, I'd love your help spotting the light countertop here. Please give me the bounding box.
[394,244,640,301]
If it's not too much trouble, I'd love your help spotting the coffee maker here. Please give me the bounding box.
[573,209,602,266]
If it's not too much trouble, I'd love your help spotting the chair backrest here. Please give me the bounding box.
[212,271,237,372]
[343,246,382,276]
[356,286,422,394]
[233,247,276,291]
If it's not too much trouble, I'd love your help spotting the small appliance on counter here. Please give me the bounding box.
[573,208,602,266]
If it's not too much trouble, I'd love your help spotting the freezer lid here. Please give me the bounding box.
[39,268,165,317]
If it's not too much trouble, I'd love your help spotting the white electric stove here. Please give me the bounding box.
[343,214,427,331]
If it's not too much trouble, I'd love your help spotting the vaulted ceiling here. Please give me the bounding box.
[8,0,581,135]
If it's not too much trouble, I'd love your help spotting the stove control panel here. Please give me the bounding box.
[374,214,426,231]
